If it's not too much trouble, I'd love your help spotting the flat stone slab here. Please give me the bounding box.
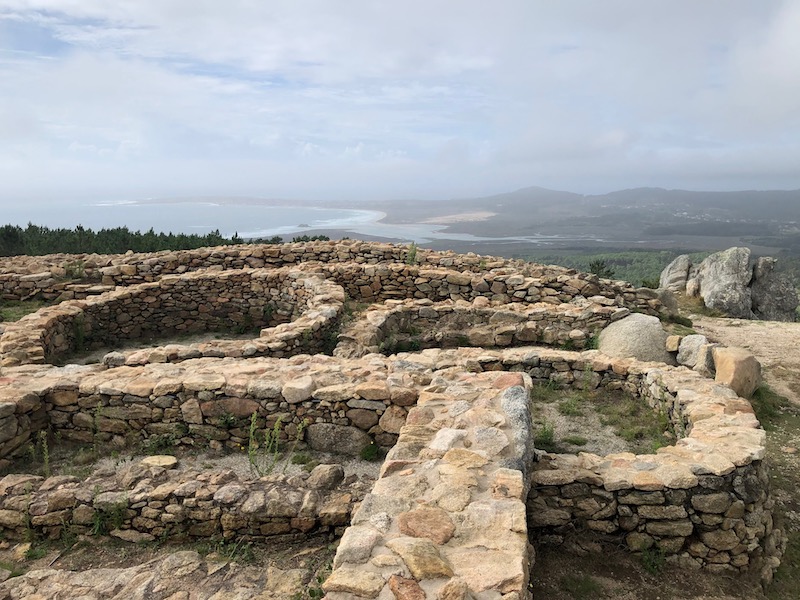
[140,455,178,468]
[325,371,534,598]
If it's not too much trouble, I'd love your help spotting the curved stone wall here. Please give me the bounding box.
[0,241,660,314]
[0,346,780,577]
[334,297,627,358]
[0,241,782,596]
[0,267,344,367]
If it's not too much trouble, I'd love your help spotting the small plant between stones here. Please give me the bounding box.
[247,414,309,476]
[405,242,418,265]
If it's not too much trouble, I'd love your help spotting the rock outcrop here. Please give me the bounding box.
[659,247,798,321]
[693,247,754,318]
[751,256,800,321]
[659,254,692,291]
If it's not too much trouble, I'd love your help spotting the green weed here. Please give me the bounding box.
[217,412,239,429]
[248,413,282,476]
[534,421,557,452]
[0,300,47,322]
[560,574,603,599]
[360,442,381,461]
[751,384,790,431]
[91,501,127,536]
[64,260,86,279]
[23,545,47,561]
[405,242,418,265]
[563,435,588,446]
[529,380,559,403]
[641,547,666,575]
[558,396,583,416]
[291,452,312,465]
[0,560,24,578]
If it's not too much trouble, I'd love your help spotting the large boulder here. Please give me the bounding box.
[659,254,692,292]
[751,257,799,322]
[598,313,676,365]
[660,247,799,321]
[712,346,761,398]
[691,247,754,318]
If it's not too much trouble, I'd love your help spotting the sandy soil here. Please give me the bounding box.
[692,316,800,405]
[420,211,497,224]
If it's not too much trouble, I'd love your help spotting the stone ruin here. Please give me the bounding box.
[0,240,786,598]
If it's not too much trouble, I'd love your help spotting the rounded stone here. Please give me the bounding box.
[598,313,676,365]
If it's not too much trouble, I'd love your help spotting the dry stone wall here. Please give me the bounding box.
[0,462,367,544]
[0,346,781,586]
[0,241,782,597]
[334,297,629,358]
[0,241,660,314]
[0,267,343,367]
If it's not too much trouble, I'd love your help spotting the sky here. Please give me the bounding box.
[1,0,800,206]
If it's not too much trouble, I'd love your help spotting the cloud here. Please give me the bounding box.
[0,0,799,204]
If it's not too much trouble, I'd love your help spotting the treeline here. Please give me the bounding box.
[525,247,800,289]
[643,221,775,237]
[0,223,330,257]
[523,249,710,287]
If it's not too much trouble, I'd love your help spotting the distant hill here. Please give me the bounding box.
[373,186,800,254]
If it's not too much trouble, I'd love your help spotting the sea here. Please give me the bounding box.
[1,199,388,239]
[0,198,487,243]
[0,198,616,245]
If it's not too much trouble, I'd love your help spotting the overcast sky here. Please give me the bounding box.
[1,0,799,205]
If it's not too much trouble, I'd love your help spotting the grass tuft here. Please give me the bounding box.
[560,574,603,599]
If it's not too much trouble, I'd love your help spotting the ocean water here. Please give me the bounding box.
[0,198,618,245]
[1,200,384,239]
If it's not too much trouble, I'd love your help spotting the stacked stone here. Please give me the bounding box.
[334,297,629,358]
[0,268,343,367]
[0,343,781,583]
[0,356,416,454]
[0,241,659,315]
[316,262,657,315]
[0,462,366,543]
[322,370,534,599]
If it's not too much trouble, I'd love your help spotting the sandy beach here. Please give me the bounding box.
[420,211,497,224]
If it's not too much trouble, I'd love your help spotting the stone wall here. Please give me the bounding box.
[0,241,783,595]
[334,297,629,358]
[0,355,419,459]
[0,241,661,315]
[0,345,780,584]
[0,462,366,544]
[0,268,344,367]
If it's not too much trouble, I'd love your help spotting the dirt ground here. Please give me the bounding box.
[692,316,800,406]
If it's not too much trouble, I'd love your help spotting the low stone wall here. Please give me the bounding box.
[334,297,629,358]
[0,355,418,459]
[0,242,661,315]
[420,348,779,579]
[0,461,367,544]
[323,370,534,599]
[0,345,780,585]
[0,268,344,367]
